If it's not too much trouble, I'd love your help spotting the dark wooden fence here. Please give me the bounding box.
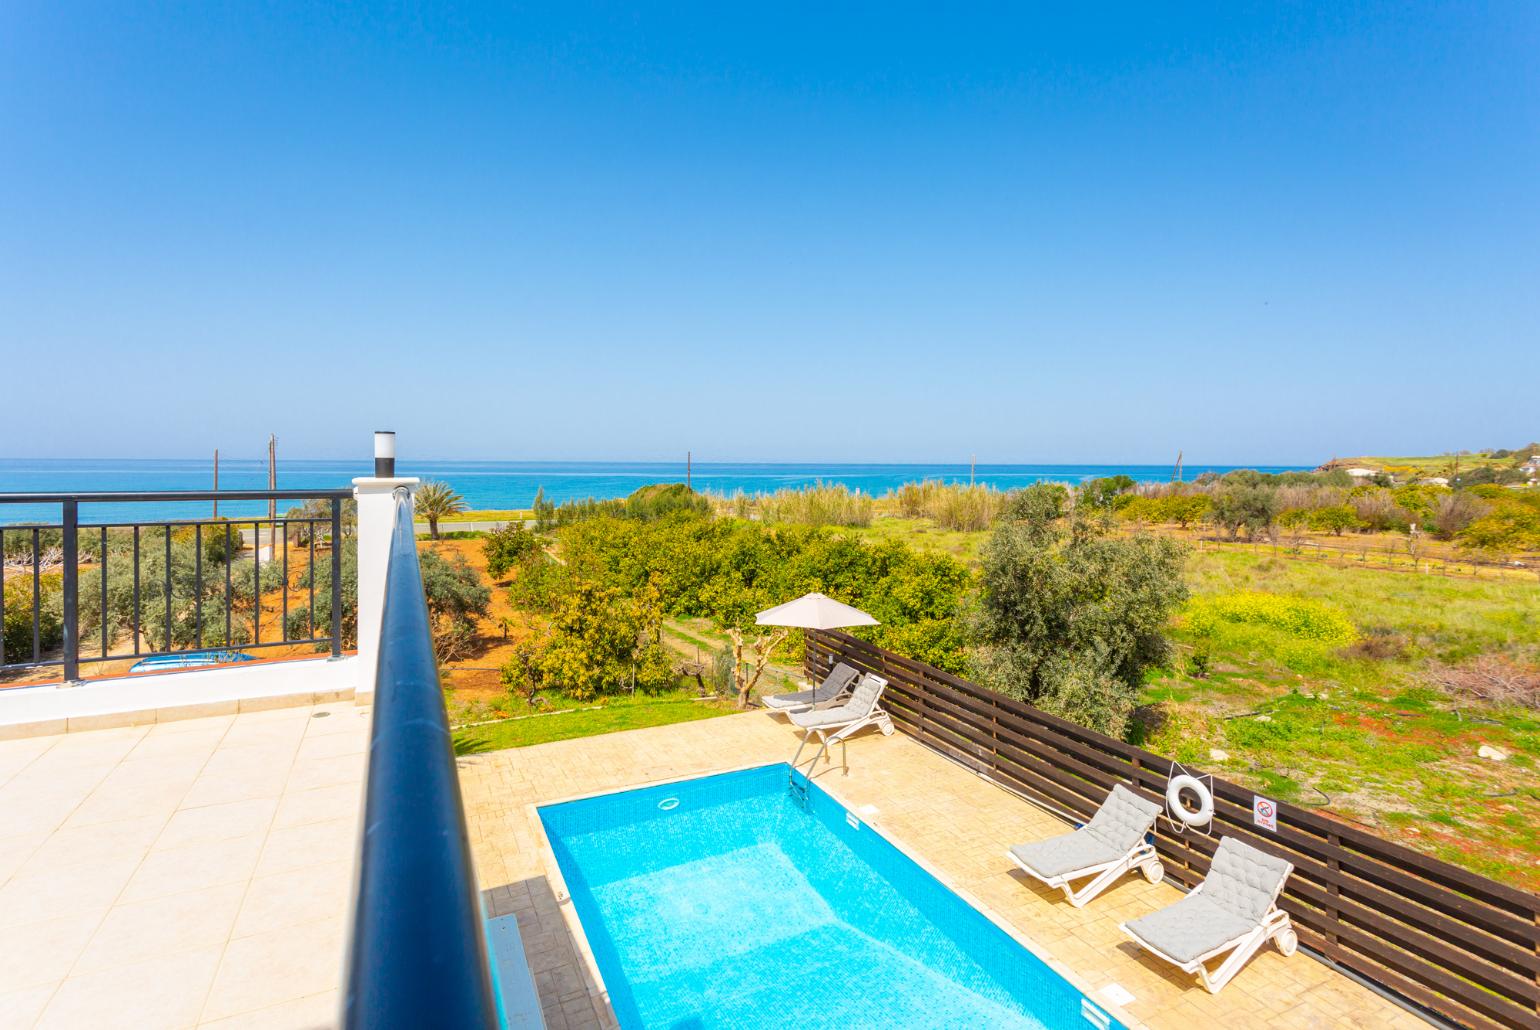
[806,630,1540,1030]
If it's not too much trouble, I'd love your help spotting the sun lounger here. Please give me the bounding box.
[1006,784,1164,907]
[789,673,893,769]
[1121,836,1297,994]
[762,662,860,713]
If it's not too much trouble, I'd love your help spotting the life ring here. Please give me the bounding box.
[1167,774,1214,828]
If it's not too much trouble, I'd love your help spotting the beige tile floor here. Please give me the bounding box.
[458,712,1429,1030]
[0,702,369,1029]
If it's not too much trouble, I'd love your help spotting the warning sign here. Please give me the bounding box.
[1253,796,1278,832]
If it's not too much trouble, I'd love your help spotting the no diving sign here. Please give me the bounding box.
[1253,796,1278,832]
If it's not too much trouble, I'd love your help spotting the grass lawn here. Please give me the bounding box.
[1145,547,1540,885]
[795,515,1540,884]
[451,689,738,753]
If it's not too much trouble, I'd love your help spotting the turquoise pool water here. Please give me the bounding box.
[538,764,1122,1030]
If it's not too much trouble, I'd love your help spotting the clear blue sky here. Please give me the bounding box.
[2,3,1535,465]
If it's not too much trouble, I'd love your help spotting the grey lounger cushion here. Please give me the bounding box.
[788,674,886,730]
[1010,833,1123,879]
[1124,837,1292,964]
[762,663,859,711]
[1009,784,1160,878]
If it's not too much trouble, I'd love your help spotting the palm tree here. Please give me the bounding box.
[415,480,467,540]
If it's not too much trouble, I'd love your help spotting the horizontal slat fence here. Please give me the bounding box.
[806,630,1540,1030]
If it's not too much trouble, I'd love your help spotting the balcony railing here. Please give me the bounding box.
[343,487,498,1028]
[0,489,351,683]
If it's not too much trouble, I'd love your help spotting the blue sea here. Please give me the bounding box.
[0,458,1308,524]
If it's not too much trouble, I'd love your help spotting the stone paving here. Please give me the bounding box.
[458,711,1428,1030]
[0,701,369,1029]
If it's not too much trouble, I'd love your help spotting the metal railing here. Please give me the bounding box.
[0,490,352,682]
[343,488,498,1028]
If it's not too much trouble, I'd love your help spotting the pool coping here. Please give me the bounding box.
[525,759,1149,1030]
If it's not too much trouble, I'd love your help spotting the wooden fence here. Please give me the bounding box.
[806,630,1540,1030]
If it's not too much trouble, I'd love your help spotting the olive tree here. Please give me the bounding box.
[967,485,1188,737]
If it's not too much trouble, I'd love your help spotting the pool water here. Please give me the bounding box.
[538,764,1122,1030]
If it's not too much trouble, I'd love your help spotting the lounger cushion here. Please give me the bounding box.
[788,673,887,729]
[762,664,858,711]
[1204,837,1293,923]
[1009,833,1123,880]
[1124,893,1257,965]
[1083,784,1163,855]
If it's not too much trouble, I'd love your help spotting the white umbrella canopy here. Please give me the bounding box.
[754,592,879,630]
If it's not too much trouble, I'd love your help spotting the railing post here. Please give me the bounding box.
[330,499,343,658]
[61,500,80,684]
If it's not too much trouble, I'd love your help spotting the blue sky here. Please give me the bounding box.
[2,3,1536,465]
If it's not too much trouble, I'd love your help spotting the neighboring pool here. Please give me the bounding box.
[538,763,1124,1030]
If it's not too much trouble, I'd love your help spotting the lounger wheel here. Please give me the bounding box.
[1142,860,1164,885]
[1276,927,1298,957]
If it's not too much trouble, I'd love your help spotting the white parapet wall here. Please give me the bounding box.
[352,474,420,701]
[0,654,360,739]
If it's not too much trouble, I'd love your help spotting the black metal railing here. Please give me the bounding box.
[0,490,352,682]
[343,488,498,1028]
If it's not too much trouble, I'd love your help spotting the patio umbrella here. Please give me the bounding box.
[754,592,879,630]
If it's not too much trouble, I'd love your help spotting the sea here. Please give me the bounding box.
[0,458,1311,525]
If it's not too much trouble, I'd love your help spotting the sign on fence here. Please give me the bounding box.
[1253,795,1278,832]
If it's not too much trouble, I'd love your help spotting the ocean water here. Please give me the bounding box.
[0,457,1307,524]
[538,764,1123,1030]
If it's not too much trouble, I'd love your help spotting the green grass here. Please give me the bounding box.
[424,509,532,524]
[801,515,1540,884]
[451,689,736,753]
[1150,547,1540,884]
[844,516,989,561]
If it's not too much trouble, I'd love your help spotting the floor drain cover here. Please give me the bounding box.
[311,711,331,719]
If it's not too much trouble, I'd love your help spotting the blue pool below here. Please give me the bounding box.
[538,764,1122,1030]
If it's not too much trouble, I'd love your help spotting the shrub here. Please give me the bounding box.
[1350,489,1409,532]
[418,549,492,663]
[623,483,711,520]
[483,522,539,579]
[1078,475,1135,510]
[2,571,64,660]
[1167,494,1212,528]
[1307,505,1361,536]
[1430,492,1490,539]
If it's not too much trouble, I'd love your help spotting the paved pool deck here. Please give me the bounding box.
[458,710,1427,1030]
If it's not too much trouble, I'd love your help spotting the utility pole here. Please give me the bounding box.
[687,451,692,490]
[970,454,976,486]
[267,435,277,521]
[1174,450,1183,483]
[212,449,220,518]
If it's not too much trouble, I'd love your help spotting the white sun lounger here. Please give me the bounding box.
[762,662,860,713]
[1121,836,1297,994]
[1005,784,1164,907]
[788,672,892,769]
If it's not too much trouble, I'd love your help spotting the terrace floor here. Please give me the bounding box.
[459,712,1427,1030]
[0,701,369,1029]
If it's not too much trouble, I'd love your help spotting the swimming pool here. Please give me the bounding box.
[538,763,1124,1030]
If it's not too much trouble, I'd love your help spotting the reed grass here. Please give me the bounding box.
[889,480,1007,531]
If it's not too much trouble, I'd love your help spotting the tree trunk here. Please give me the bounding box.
[429,516,440,540]
[727,626,789,709]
